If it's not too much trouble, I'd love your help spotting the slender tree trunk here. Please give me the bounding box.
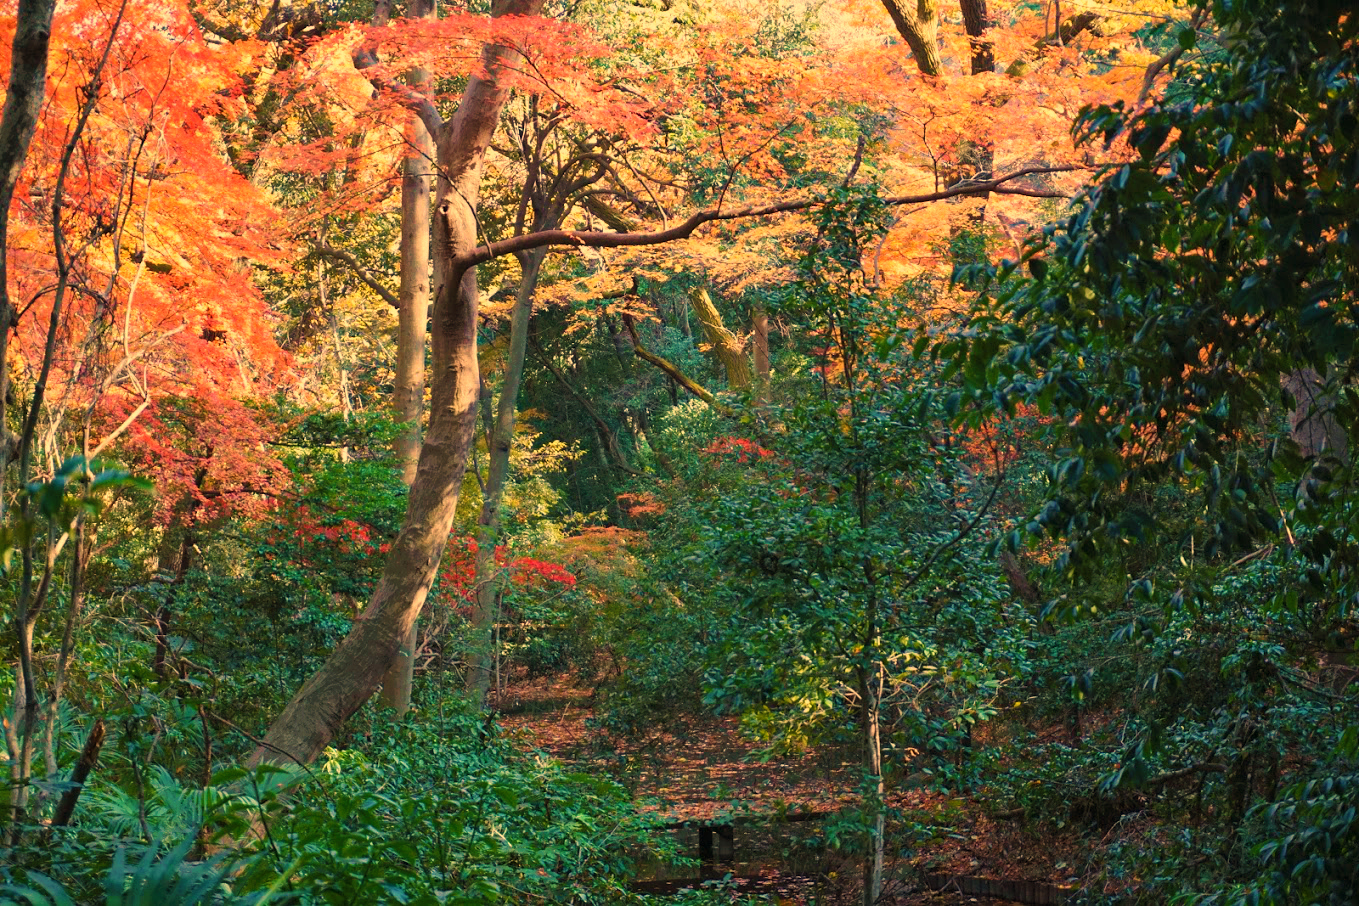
[390,139,432,483]
[878,0,942,76]
[321,247,354,450]
[678,296,692,342]
[855,457,885,906]
[752,305,770,406]
[249,0,544,769]
[465,248,546,704]
[954,0,996,235]
[1,0,86,834]
[0,0,59,470]
[40,515,90,782]
[47,718,103,832]
[8,618,38,836]
[153,526,194,679]
[859,665,885,906]
[379,0,435,715]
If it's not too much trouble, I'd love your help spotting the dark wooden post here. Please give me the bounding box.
[716,824,734,861]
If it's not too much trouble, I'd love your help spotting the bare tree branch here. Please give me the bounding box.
[1137,6,1209,106]
[1148,761,1228,788]
[352,43,445,139]
[314,243,400,308]
[458,166,1078,267]
[622,314,737,417]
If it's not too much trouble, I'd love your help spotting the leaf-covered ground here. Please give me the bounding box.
[495,669,1088,904]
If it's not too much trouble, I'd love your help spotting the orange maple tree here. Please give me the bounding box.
[1,0,289,508]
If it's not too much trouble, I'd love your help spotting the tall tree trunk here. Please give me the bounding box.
[1284,368,1348,462]
[152,525,194,679]
[959,0,994,74]
[465,248,546,704]
[689,287,751,390]
[859,665,886,906]
[878,0,942,76]
[249,0,544,769]
[2,3,118,837]
[950,0,996,241]
[0,0,58,470]
[379,0,435,716]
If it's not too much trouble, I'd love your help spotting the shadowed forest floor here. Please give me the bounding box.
[494,669,1089,904]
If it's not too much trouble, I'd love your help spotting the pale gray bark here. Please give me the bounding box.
[379,0,436,716]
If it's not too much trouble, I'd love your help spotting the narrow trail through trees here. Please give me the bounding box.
[494,668,1083,904]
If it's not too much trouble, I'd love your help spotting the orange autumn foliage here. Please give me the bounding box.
[1,0,291,515]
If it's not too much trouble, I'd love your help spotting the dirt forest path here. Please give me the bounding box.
[491,670,1083,905]
[495,671,860,821]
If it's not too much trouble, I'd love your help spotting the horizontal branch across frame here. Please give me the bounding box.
[455,166,1078,268]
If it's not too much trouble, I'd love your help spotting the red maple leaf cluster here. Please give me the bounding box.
[437,536,577,604]
[702,436,776,464]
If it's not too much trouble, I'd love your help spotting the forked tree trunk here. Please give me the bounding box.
[878,0,941,76]
[465,248,546,704]
[249,0,544,769]
[379,0,435,715]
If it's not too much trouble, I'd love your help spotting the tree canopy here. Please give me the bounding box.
[0,0,1355,903]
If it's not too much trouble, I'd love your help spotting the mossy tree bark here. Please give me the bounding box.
[879,0,941,76]
[689,287,751,391]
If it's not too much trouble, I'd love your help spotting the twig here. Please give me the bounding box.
[1136,7,1209,106]
[1147,761,1228,788]
[313,243,399,308]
